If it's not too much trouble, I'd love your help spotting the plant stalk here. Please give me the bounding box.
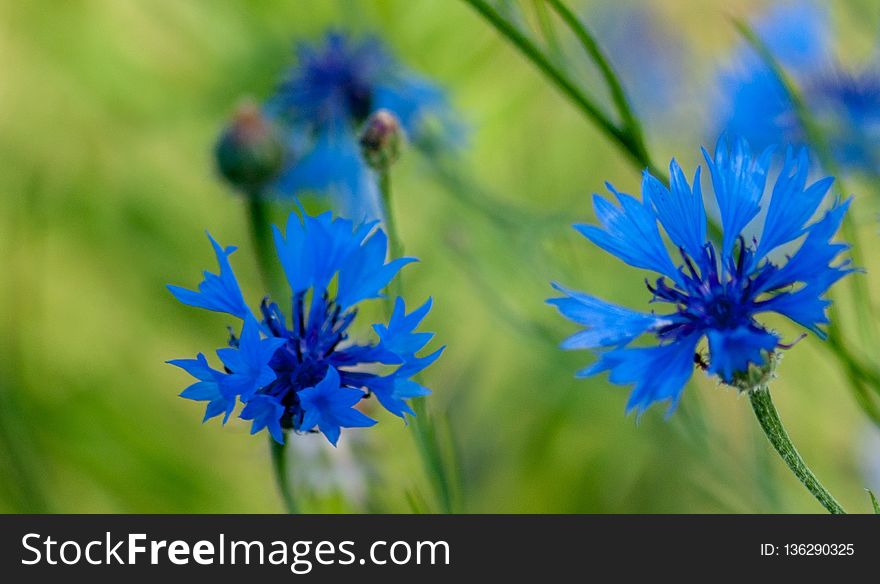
[270,435,298,514]
[748,387,845,514]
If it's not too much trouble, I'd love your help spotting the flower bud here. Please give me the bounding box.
[215,99,285,193]
[359,109,403,170]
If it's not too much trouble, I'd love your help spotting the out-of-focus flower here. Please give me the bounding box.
[266,32,460,220]
[590,2,687,122]
[168,211,443,445]
[717,1,880,174]
[549,136,853,414]
[808,70,880,172]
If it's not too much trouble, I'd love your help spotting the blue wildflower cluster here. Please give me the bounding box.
[168,212,442,445]
[550,136,854,414]
[718,1,880,173]
[266,32,460,219]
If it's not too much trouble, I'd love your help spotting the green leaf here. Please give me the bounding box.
[868,489,880,514]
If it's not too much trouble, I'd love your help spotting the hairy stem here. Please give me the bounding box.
[749,387,845,514]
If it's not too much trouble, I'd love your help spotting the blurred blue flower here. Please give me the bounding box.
[808,70,880,172]
[591,3,686,121]
[717,1,880,173]
[168,211,443,445]
[267,32,461,220]
[549,136,853,414]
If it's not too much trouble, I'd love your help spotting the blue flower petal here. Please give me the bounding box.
[755,147,833,261]
[168,353,236,424]
[585,334,700,415]
[298,366,376,446]
[274,210,377,295]
[706,326,779,383]
[643,161,706,261]
[703,136,773,264]
[755,198,853,295]
[240,394,286,444]
[336,229,416,310]
[575,185,680,283]
[373,297,435,357]
[216,316,286,401]
[360,375,416,419]
[167,233,250,320]
[548,282,670,349]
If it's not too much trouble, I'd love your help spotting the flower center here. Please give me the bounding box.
[702,292,746,329]
[258,292,355,430]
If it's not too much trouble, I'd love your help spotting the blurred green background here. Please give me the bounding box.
[2,0,880,513]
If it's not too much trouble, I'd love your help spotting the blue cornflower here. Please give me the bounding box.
[549,136,854,414]
[168,211,443,445]
[717,1,880,173]
[267,32,460,220]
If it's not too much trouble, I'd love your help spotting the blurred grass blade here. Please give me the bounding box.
[0,390,50,512]
[404,487,432,514]
[411,399,458,513]
[424,155,564,232]
[461,0,735,245]
[461,0,656,175]
[868,489,880,513]
[545,0,651,167]
[868,490,880,513]
[529,0,562,60]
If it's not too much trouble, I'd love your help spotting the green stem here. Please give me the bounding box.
[270,435,298,514]
[377,167,456,514]
[461,0,664,178]
[748,387,845,514]
[245,193,283,299]
[545,0,651,165]
[378,171,404,307]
